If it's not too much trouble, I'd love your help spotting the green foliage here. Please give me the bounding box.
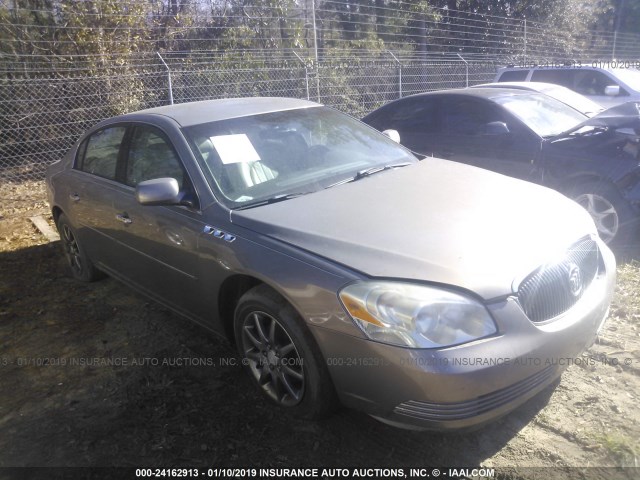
[0,0,57,56]
[1,0,639,63]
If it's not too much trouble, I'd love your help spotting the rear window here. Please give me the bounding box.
[497,70,529,82]
[76,126,126,180]
[530,69,574,88]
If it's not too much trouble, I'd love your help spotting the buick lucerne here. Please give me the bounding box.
[47,98,615,430]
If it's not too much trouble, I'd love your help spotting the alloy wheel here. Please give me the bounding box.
[240,311,305,406]
[574,193,619,243]
[61,224,84,276]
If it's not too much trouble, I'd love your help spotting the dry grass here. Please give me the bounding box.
[0,180,51,251]
[595,433,639,467]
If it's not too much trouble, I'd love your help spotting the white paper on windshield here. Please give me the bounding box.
[210,134,261,164]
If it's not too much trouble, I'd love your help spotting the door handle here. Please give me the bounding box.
[69,193,80,202]
[115,213,132,225]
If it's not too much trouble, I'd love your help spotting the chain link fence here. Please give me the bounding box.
[3,1,640,188]
[316,58,498,116]
[1,69,164,182]
[0,56,501,183]
[3,0,640,188]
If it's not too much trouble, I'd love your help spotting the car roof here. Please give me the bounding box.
[116,97,321,127]
[360,88,541,119]
[497,65,623,73]
[398,87,540,101]
[472,81,562,92]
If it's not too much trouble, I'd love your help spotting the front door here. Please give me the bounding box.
[436,96,542,182]
[107,124,207,318]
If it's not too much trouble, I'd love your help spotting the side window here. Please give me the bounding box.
[573,71,626,96]
[125,126,185,188]
[497,70,529,82]
[441,98,506,136]
[387,99,439,135]
[76,126,126,180]
[531,69,574,88]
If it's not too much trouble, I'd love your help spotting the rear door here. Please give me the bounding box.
[65,124,129,270]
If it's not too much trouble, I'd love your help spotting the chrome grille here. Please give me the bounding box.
[517,238,599,323]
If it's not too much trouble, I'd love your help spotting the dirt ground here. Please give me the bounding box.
[1,180,639,479]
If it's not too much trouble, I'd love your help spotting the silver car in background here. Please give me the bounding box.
[46,98,615,430]
[494,65,640,108]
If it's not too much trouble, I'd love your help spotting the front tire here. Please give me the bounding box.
[56,213,102,282]
[570,181,637,246]
[234,285,337,419]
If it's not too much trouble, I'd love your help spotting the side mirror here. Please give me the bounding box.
[382,129,401,143]
[136,177,181,206]
[483,121,510,136]
[605,85,620,97]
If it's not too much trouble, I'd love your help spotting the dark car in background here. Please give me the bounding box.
[363,89,640,245]
[47,97,615,431]
[472,82,604,117]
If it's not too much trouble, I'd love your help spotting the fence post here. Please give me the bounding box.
[157,52,173,105]
[613,0,625,60]
[523,19,527,64]
[457,53,469,87]
[311,0,321,101]
[293,51,310,100]
[311,0,319,67]
[314,67,321,103]
[387,50,402,98]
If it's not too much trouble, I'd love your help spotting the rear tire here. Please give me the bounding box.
[56,213,103,282]
[234,285,338,419]
[570,181,637,246]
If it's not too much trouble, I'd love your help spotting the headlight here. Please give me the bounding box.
[339,282,496,348]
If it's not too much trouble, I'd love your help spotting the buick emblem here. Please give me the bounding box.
[566,262,583,297]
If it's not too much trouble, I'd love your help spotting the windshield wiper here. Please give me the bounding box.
[548,125,608,142]
[325,162,413,189]
[574,125,608,136]
[234,192,311,210]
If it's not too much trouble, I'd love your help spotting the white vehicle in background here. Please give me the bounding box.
[494,65,640,108]
[472,82,604,117]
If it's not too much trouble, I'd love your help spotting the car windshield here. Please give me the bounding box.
[539,86,603,116]
[183,106,417,208]
[493,93,587,137]
[611,68,640,89]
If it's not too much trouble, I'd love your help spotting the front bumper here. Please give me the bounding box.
[313,239,616,431]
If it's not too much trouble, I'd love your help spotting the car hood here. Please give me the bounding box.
[231,158,596,300]
[556,101,640,137]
